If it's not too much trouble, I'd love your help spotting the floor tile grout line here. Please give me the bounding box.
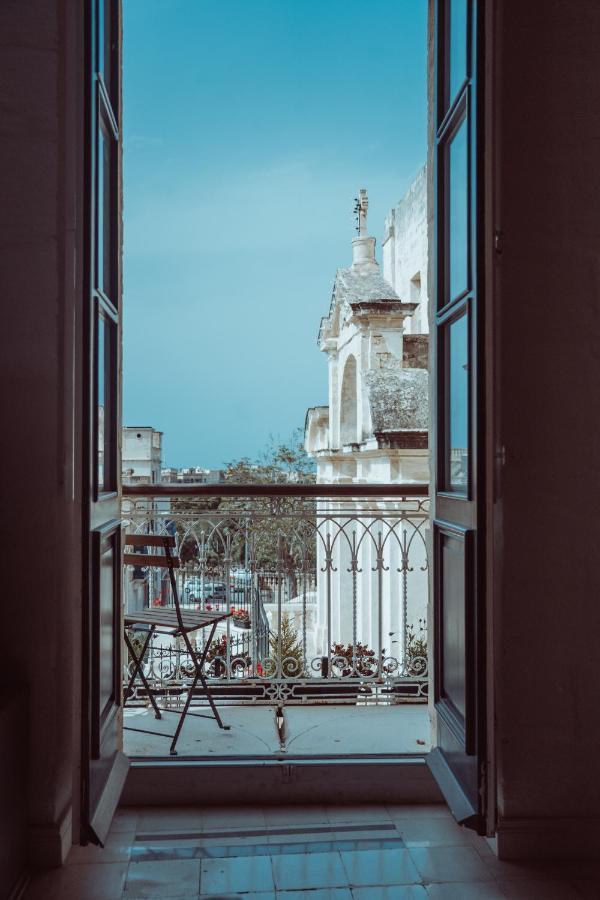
[129,836,409,865]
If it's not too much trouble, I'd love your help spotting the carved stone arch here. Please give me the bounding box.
[340,354,358,445]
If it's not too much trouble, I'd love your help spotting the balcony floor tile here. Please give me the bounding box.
[123,703,430,758]
[271,850,348,890]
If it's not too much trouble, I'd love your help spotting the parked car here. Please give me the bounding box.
[186,580,227,603]
[230,569,252,594]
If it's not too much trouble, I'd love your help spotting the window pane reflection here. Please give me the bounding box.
[448,314,469,491]
[448,117,468,301]
[448,0,467,106]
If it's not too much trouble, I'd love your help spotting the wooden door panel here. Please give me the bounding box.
[434,521,477,750]
[91,521,121,756]
[437,526,467,722]
[429,0,487,832]
[81,0,127,846]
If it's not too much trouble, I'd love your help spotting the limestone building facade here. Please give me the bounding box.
[382,164,428,335]
[304,176,430,669]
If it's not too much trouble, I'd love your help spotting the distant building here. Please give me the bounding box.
[161,466,225,485]
[122,426,163,611]
[122,426,163,485]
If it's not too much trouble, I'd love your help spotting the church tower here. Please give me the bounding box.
[305,186,429,483]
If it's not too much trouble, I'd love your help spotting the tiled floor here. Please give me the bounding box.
[123,703,430,757]
[23,803,600,899]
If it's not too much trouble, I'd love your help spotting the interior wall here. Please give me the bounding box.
[0,0,84,870]
[492,0,600,856]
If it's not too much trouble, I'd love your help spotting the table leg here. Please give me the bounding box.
[124,625,161,719]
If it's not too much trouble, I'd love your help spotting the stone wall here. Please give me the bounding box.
[382,166,429,334]
[403,334,429,369]
[0,0,85,870]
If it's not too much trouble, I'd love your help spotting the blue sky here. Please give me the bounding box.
[123,0,427,468]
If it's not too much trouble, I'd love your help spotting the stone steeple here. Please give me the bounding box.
[351,188,378,272]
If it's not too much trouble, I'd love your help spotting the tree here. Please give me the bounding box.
[164,429,318,596]
[267,614,304,678]
[224,429,317,590]
[224,429,316,486]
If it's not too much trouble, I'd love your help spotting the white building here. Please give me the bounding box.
[304,178,430,670]
[122,426,163,485]
[382,165,428,335]
[122,427,164,610]
[161,466,225,485]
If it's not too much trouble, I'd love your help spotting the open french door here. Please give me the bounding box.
[81,0,128,846]
[427,0,489,833]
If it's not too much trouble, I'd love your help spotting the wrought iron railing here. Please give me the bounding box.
[122,484,429,706]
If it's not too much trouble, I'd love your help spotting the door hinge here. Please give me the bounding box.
[494,230,504,255]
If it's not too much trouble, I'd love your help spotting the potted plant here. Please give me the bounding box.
[330,641,380,677]
[373,620,429,701]
[205,634,251,677]
[231,607,251,629]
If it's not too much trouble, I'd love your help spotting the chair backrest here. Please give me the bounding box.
[124,534,186,632]
[123,534,180,569]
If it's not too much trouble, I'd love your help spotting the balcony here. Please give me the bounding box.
[122,484,430,758]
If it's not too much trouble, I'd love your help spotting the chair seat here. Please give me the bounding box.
[124,607,231,635]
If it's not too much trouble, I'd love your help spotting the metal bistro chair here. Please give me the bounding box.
[123,533,231,755]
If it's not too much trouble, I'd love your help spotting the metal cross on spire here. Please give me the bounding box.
[353,188,369,236]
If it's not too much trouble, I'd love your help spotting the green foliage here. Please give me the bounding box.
[205,634,251,676]
[171,495,222,570]
[170,428,317,576]
[405,619,428,675]
[268,614,304,678]
[224,428,317,575]
[331,641,378,677]
[225,429,316,485]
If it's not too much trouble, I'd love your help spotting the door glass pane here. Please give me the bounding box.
[97,119,113,300]
[97,314,106,490]
[447,0,467,108]
[448,116,468,302]
[99,538,116,715]
[98,0,114,98]
[447,313,469,491]
[97,313,114,491]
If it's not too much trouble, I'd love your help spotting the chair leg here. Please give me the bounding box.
[124,626,162,720]
[169,670,200,755]
[198,669,230,731]
[169,622,231,754]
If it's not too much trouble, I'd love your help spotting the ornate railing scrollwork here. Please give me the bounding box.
[122,485,429,706]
